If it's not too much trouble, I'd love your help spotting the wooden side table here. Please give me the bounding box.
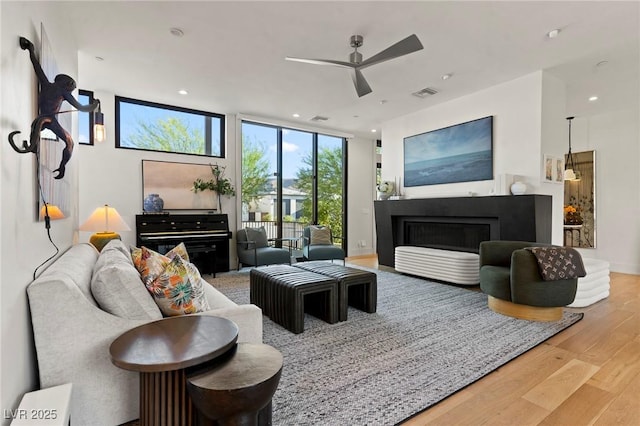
[109,316,238,426]
[564,225,582,246]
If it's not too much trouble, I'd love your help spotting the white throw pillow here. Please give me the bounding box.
[310,226,332,245]
[91,244,163,320]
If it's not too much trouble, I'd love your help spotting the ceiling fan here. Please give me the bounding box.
[285,34,423,98]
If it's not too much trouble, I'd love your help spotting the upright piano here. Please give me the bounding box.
[135,213,231,275]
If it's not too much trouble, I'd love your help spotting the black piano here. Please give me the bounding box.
[135,214,231,276]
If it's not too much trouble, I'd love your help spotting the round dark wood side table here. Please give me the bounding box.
[187,343,283,426]
[110,315,238,426]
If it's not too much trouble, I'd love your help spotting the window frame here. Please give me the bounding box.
[240,120,347,250]
[115,95,225,158]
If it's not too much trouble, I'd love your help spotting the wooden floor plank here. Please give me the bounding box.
[556,309,634,355]
[593,371,640,425]
[522,359,600,411]
[486,398,550,426]
[587,338,640,394]
[537,383,614,425]
[577,329,635,366]
[400,388,475,425]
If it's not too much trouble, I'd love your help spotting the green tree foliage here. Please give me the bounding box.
[295,146,343,238]
[125,117,205,154]
[241,137,271,208]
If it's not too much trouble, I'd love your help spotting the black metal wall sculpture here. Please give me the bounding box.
[8,36,99,179]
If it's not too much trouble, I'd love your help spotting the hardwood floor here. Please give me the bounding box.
[346,255,640,426]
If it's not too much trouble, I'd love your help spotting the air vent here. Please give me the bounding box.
[412,87,438,98]
[310,115,329,122]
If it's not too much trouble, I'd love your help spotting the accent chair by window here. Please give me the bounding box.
[302,225,345,264]
[236,227,291,269]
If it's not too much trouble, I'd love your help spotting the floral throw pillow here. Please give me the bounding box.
[130,243,209,316]
[131,243,190,285]
[145,255,210,316]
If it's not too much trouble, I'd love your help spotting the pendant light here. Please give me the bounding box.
[94,100,106,142]
[564,116,577,181]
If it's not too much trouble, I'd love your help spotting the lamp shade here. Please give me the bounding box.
[94,110,106,142]
[39,204,65,220]
[79,205,130,233]
[564,168,577,181]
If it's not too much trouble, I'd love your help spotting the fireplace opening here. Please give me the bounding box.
[402,218,495,253]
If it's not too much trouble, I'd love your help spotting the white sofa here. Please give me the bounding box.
[27,241,262,426]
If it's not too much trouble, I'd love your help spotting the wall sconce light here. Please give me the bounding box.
[79,205,130,251]
[39,203,65,221]
[93,101,106,142]
[7,36,100,180]
[564,116,577,181]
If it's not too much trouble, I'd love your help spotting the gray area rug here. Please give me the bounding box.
[208,266,582,426]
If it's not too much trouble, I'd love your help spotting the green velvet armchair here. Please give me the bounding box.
[479,240,578,321]
[236,227,291,269]
[302,225,345,264]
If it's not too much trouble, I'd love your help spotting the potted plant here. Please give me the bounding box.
[192,164,236,211]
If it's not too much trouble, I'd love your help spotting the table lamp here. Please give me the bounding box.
[79,204,130,251]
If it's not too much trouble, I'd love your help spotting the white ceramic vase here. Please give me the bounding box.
[510,180,526,195]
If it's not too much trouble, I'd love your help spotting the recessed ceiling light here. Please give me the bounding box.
[589,96,598,102]
[547,29,561,39]
[441,73,453,80]
[178,89,188,95]
[292,113,300,118]
[371,129,377,133]
[170,27,184,37]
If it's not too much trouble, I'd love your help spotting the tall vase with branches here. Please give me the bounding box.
[192,164,236,211]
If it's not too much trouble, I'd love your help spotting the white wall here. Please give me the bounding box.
[383,72,545,199]
[77,92,239,253]
[346,136,376,256]
[381,70,640,274]
[78,105,376,264]
[571,111,640,274]
[1,2,78,420]
[540,72,570,245]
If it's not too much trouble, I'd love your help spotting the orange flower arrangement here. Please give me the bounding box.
[564,204,583,225]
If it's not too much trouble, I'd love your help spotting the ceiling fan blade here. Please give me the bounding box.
[351,69,372,97]
[285,56,354,69]
[359,34,424,69]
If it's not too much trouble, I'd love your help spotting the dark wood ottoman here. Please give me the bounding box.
[250,265,338,334]
[292,261,377,321]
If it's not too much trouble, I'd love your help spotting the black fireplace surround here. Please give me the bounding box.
[374,195,552,268]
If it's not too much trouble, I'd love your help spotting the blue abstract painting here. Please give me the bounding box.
[404,116,493,187]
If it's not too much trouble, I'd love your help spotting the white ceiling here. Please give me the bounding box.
[69,1,639,138]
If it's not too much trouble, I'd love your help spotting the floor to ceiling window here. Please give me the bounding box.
[240,121,346,255]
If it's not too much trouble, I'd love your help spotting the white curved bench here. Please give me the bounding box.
[394,246,479,285]
[568,258,610,307]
